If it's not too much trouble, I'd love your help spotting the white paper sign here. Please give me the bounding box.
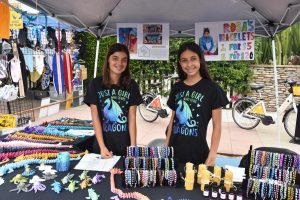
[117,23,169,60]
[74,153,120,172]
[195,20,255,61]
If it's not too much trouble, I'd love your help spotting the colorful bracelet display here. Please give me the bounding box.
[246,147,300,199]
[124,146,177,188]
[126,146,174,158]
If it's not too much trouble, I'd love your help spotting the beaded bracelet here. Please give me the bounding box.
[23,125,45,134]
[44,127,83,138]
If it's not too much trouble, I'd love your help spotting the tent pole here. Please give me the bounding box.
[271,38,280,147]
[93,37,100,78]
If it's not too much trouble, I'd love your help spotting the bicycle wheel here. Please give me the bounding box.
[232,98,260,130]
[138,93,159,122]
[283,107,297,138]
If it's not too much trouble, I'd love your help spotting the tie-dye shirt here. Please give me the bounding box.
[84,77,142,156]
[167,79,228,165]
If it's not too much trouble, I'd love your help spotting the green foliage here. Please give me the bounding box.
[254,22,300,65]
[208,61,253,94]
[76,33,252,95]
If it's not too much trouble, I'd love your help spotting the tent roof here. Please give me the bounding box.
[18,0,300,37]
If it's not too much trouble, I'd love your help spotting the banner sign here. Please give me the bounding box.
[117,23,169,60]
[195,20,255,61]
[10,3,23,29]
[0,114,17,129]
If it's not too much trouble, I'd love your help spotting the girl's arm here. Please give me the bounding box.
[90,104,113,158]
[128,105,137,146]
[164,111,175,146]
[205,108,222,166]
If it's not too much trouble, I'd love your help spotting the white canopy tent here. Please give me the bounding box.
[18,0,300,144]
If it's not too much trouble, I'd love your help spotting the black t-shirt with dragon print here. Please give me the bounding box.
[84,77,142,156]
[167,79,229,165]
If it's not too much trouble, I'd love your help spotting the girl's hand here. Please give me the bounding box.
[205,155,216,166]
[101,146,113,158]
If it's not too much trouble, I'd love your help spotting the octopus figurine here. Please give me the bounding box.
[36,163,53,171]
[9,182,31,193]
[28,175,46,193]
[61,173,74,184]
[65,180,78,193]
[92,173,105,184]
[51,180,62,194]
[42,172,57,180]
[10,174,28,184]
[86,188,100,200]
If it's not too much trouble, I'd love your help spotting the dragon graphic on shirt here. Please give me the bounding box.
[176,99,197,127]
[103,98,127,123]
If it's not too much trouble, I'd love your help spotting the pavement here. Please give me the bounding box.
[23,104,300,156]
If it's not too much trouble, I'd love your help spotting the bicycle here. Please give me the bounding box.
[138,74,179,122]
[231,78,299,138]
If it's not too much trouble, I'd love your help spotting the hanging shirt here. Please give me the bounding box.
[21,47,34,72]
[52,53,65,94]
[0,55,8,79]
[63,52,73,93]
[33,53,45,75]
[45,47,55,70]
[167,79,229,165]
[10,56,21,83]
[84,77,143,156]
[0,0,10,39]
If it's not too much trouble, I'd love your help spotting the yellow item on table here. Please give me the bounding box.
[197,164,207,184]
[200,169,211,191]
[213,166,221,186]
[224,170,233,192]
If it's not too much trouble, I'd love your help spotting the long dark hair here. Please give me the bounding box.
[102,43,131,89]
[177,42,211,81]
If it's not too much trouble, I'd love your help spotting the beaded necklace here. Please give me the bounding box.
[47,124,93,130]
[0,149,77,161]
[14,132,75,142]
[14,150,88,162]
[0,141,72,150]
[5,135,61,144]
[0,156,81,176]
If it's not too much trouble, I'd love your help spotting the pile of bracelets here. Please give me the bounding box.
[124,146,177,188]
[245,146,300,199]
[47,124,93,130]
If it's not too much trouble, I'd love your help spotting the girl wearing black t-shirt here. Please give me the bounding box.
[84,43,142,158]
[165,42,228,166]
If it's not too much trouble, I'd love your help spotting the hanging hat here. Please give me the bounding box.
[2,41,12,54]
[0,59,8,79]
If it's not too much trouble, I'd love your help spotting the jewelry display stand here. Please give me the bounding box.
[0,97,35,126]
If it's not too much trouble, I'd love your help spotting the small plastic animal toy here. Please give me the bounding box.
[85,188,100,200]
[65,180,78,193]
[42,172,57,180]
[51,180,62,194]
[61,173,74,184]
[28,181,46,193]
[10,174,28,184]
[80,177,92,189]
[22,167,36,177]
[9,182,31,193]
[79,170,89,180]
[36,163,53,171]
[92,173,105,184]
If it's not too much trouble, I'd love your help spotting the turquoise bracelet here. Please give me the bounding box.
[47,124,93,130]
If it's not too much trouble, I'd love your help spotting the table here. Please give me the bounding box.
[0,156,246,200]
